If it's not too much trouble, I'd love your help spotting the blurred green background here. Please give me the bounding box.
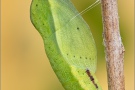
[1,0,134,90]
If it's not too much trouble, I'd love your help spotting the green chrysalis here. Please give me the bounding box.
[30,0,102,90]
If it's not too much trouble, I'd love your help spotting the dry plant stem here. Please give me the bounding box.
[100,0,125,90]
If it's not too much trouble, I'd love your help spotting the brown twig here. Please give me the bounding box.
[100,0,125,90]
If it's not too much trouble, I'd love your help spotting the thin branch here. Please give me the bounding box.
[100,0,125,90]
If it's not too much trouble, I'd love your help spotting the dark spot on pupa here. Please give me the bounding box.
[85,57,87,59]
[74,56,75,57]
[80,57,82,59]
[90,76,94,81]
[77,27,79,30]
[95,84,98,88]
[67,53,68,55]
[36,4,38,7]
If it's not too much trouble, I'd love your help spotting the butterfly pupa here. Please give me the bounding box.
[30,0,102,90]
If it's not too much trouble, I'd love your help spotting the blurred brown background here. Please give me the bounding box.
[1,0,134,90]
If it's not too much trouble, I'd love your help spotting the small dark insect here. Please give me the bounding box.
[86,69,98,88]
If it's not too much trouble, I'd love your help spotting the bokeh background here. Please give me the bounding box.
[1,0,134,90]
